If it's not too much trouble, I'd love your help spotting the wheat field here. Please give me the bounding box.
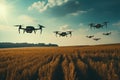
[0,44,120,80]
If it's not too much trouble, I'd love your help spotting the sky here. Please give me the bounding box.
[0,0,120,46]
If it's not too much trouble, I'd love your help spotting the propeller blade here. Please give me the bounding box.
[38,24,45,28]
[14,24,23,27]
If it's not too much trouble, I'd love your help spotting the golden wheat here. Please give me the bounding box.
[0,44,120,80]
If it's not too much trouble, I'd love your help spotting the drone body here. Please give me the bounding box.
[103,32,111,35]
[86,35,94,38]
[14,24,45,34]
[93,38,101,41]
[54,31,72,37]
[89,22,108,29]
[24,26,35,33]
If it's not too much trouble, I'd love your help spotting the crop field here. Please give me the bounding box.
[0,44,120,80]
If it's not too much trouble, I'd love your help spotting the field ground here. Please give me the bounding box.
[0,44,120,80]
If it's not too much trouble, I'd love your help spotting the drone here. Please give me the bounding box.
[14,24,45,34]
[103,32,111,35]
[89,22,108,29]
[86,35,94,38]
[53,31,72,37]
[93,38,101,41]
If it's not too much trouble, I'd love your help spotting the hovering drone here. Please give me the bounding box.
[93,38,101,41]
[14,24,45,34]
[89,22,108,29]
[53,31,72,37]
[86,35,94,38]
[103,32,111,35]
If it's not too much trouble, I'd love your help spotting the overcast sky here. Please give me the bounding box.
[0,0,120,46]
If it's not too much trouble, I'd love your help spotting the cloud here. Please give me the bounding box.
[28,0,68,12]
[68,10,87,16]
[18,15,37,24]
[112,21,120,27]
[59,24,72,31]
[28,0,88,17]
[28,1,48,12]
[48,0,68,7]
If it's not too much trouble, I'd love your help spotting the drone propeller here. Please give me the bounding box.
[93,38,101,41]
[53,31,60,33]
[38,24,45,34]
[103,32,111,35]
[103,21,109,28]
[53,31,60,37]
[14,25,23,33]
[67,31,72,37]
[14,25,22,28]
[38,24,45,29]
[89,23,94,29]
[86,35,94,38]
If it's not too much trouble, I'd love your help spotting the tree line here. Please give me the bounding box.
[0,42,58,48]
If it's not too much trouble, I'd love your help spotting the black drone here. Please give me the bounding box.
[53,31,72,37]
[86,35,94,38]
[14,24,45,34]
[89,22,108,29]
[103,32,111,35]
[93,38,101,41]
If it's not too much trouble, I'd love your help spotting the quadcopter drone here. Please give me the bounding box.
[89,22,108,29]
[14,24,45,34]
[53,31,72,37]
[103,32,111,35]
[86,35,94,38]
[93,38,101,41]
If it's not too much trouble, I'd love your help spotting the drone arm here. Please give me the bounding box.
[20,28,25,30]
[35,28,40,30]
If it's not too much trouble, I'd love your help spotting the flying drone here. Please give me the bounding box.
[53,31,72,37]
[89,22,108,29]
[103,32,111,35]
[93,38,101,41]
[86,35,94,38]
[14,24,45,34]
